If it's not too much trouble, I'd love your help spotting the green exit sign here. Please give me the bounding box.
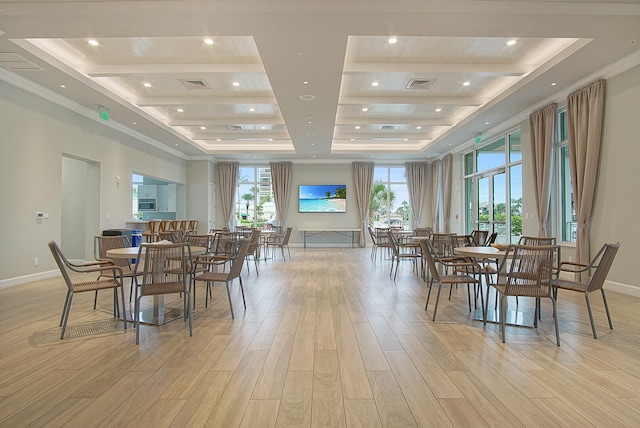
[99,107,109,122]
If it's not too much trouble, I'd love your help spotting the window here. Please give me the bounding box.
[463,129,522,244]
[556,108,576,242]
[236,166,274,228]
[370,167,410,229]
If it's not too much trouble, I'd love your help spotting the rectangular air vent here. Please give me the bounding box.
[227,125,246,131]
[179,79,211,90]
[380,125,395,130]
[405,78,434,90]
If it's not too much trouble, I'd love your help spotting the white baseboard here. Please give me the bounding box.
[0,270,60,290]
[606,280,640,298]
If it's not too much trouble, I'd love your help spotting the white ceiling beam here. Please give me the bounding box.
[169,117,285,126]
[78,63,264,76]
[134,96,277,106]
[337,118,452,126]
[339,96,487,106]
[344,63,535,76]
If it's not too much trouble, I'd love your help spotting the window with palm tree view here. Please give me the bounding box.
[370,167,410,229]
[236,167,274,228]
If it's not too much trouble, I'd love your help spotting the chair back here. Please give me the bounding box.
[586,242,620,292]
[502,244,558,297]
[48,241,75,291]
[188,220,199,233]
[158,230,185,243]
[227,238,251,281]
[134,243,190,294]
[94,235,132,268]
[158,220,171,232]
[418,239,442,283]
[368,227,377,244]
[386,230,401,257]
[179,220,188,230]
[212,231,240,256]
[185,234,213,253]
[430,233,453,257]
[246,229,262,254]
[518,236,556,246]
[450,234,473,248]
[413,227,432,237]
[471,230,489,246]
[375,228,391,247]
[486,232,498,245]
[280,227,293,245]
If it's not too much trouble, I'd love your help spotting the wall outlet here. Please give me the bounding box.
[34,257,39,266]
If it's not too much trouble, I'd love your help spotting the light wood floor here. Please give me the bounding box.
[2,247,640,427]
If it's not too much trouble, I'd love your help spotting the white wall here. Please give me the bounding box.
[0,80,186,283]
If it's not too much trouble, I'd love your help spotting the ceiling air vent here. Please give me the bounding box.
[380,125,395,130]
[227,125,246,131]
[179,79,211,90]
[0,52,43,71]
[405,78,434,90]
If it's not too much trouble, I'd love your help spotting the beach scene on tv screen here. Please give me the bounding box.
[299,185,346,212]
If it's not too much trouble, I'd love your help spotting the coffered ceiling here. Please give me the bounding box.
[1,1,639,161]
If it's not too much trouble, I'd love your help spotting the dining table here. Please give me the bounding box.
[453,245,536,327]
[106,244,207,325]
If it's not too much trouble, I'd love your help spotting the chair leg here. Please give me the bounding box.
[60,290,71,327]
[60,293,73,339]
[135,295,141,344]
[500,294,507,343]
[119,283,128,330]
[552,296,560,346]
[585,293,598,339]
[93,290,99,310]
[425,279,434,310]
[601,289,614,331]
[432,283,444,321]
[225,281,235,319]
[239,277,246,308]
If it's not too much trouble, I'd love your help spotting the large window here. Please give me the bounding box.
[556,108,576,242]
[236,166,274,228]
[370,167,410,229]
[463,130,522,244]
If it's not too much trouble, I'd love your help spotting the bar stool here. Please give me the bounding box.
[142,220,160,242]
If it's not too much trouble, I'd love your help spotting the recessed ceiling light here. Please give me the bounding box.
[308,121,312,124]
[355,126,361,130]
[299,94,316,101]
[60,84,66,88]
[371,82,379,87]
[416,126,422,130]
[249,108,255,112]
[88,40,99,46]
[362,107,368,112]
[463,81,471,86]
[311,143,315,146]
[177,108,184,112]
[312,155,316,158]
[350,139,355,141]
[232,82,240,87]
[143,82,152,87]
[200,126,206,130]
[371,156,374,158]
[435,108,442,112]
[551,82,557,86]
[388,37,398,44]
[132,122,136,125]
[216,138,221,142]
[268,139,273,142]
[404,139,408,141]
[175,143,179,146]
[261,126,266,129]
[296,52,303,56]
[485,122,490,125]
[303,81,309,85]
[254,155,257,158]
[507,40,517,46]
[204,38,214,45]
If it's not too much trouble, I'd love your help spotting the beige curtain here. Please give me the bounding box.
[405,162,429,230]
[270,162,293,227]
[431,160,440,232]
[441,154,453,233]
[567,79,606,282]
[352,162,374,246]
[529,103,557,237]
[216,162,239,230]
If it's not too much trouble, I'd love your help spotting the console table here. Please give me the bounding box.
[298,228,360,248]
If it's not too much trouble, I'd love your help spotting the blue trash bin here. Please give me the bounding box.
[131,229,142,247]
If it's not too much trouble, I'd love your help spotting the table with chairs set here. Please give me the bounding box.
[372,227,621,346]
[47,224,268,344]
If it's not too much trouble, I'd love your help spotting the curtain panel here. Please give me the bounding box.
[441,155,453,233]
[567,79,606,282]
[270,162,293,227]
[405,162,429,230]
[352,162,374,246]
[431,160,440,232]
[216,162,239,230]
[529,103,557,237]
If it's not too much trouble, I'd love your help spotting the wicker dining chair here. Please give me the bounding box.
[133,242,192,344]
[191,238,251,318]
[552,242,620,339]
[387,230,422,280]
[48,240,128,339]
[485,244,560,345]
[93,234,142,306]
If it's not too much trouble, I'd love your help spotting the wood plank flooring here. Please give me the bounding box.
[1,247,640,427]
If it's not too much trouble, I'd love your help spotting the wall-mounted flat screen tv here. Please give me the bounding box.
[298,184,347,213]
